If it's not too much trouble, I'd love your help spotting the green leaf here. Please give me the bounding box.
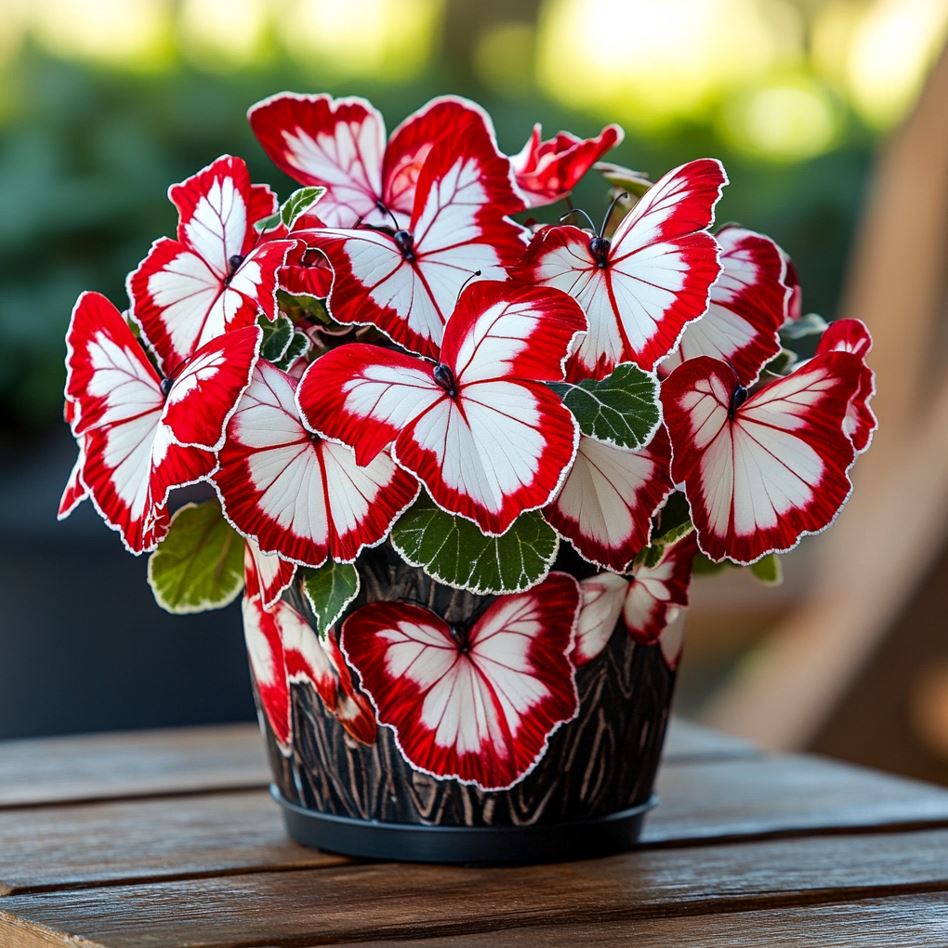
[636,493,693,569]
[593,161,653,197]
[549,362,661,450]
[781,312,827,341]
[280,186,325,228]
[254,187,326,233]
[253,210,282,234]
[301,560,360,641]
[692,552,728,577]
[656,491,690,535]
[274,331,311,370]
[390,495,559,595]
[638,519,694,569]
[749,553,783,586]
[691,550,783,585]
[259,314,294,363]
[147,501,244,614]
[277,290,337,327]
[763,347,797,376]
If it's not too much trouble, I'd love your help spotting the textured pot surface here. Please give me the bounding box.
[250,546,677,832]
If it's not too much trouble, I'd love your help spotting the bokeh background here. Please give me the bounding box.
[1,0,946,783]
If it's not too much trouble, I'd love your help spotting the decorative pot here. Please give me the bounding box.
[245,545,679,865]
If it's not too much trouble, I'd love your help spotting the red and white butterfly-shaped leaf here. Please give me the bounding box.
[543,429,673,571]
[660,226,789,385]
[128,155,294,375]
[341,572,580,790]
[780,249,803,323]
[815,318,877,453]
[325,633,378,745]
[59,396,89,519]
[511,122,624,208]
[574,534,697,667]
[658,620,685,671]
[384,96,509,220]
[243,585,376,749]
[298,281,585,535]
[160,325,264,451]
[249,94,384,227]
[278,242,333,298]
[214,360,419,567]
[58,443,88,520]
[242,593,293,751]
[661,353,863,564]
[514,158,727,377]
[248,93,507,229]
[621,533,697,647]
[296,119,527,358]
[244,540,296,611]
[65,293,258,553]
[573,572,627,667]
[279,600,339,711]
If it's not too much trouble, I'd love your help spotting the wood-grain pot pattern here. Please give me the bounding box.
[255,546,676,828]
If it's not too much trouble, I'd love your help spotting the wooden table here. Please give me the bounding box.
[1,719,947,946]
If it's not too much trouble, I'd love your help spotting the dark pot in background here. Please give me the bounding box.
[247,547,678,865]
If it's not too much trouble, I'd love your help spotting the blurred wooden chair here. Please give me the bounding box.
[701,42,948,750]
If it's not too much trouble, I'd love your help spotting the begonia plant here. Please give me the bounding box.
[60,93,875,792]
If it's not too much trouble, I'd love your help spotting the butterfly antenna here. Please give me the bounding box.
[599,191,629,237]
[559,207,597,232]
[375,199,403,232]
[455,269,483,304]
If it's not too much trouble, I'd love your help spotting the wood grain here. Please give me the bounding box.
[649,753,948,842]
[0,718,756,811]
[3,753,947,896]
[346,893,948,947]
[0,724,268,808]
[663,715,760,762]
[3,830,948,947]
[0,792,340,896]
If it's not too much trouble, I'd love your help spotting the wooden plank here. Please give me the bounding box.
[0,718,756,810]
[346,893,948,947]
[2,754,947,896]
[663,717,760,762]
[0,792,344,897]
[3,830,948,947]
[648,753,948,843]
[0,725,268,808]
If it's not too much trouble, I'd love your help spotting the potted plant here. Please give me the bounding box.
[59,92,876,864]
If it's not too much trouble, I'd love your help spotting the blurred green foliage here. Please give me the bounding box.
[0,47,874,436]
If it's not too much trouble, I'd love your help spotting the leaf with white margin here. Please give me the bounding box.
[390,494,559,595]
[301,560,361,643]
[781,312,828,342]
[549,362,661,450]
[148,501,244,614]
[274,331,311,371]
[281,186,326,228]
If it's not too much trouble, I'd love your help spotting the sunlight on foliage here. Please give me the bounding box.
[276,0,442,79]
[179,0,270,70]
[28,0,174,72]
[5,0,946,143]
[536,0,803,130]
[718,77,843,162]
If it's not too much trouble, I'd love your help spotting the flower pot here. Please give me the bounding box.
[245,546,679,865]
